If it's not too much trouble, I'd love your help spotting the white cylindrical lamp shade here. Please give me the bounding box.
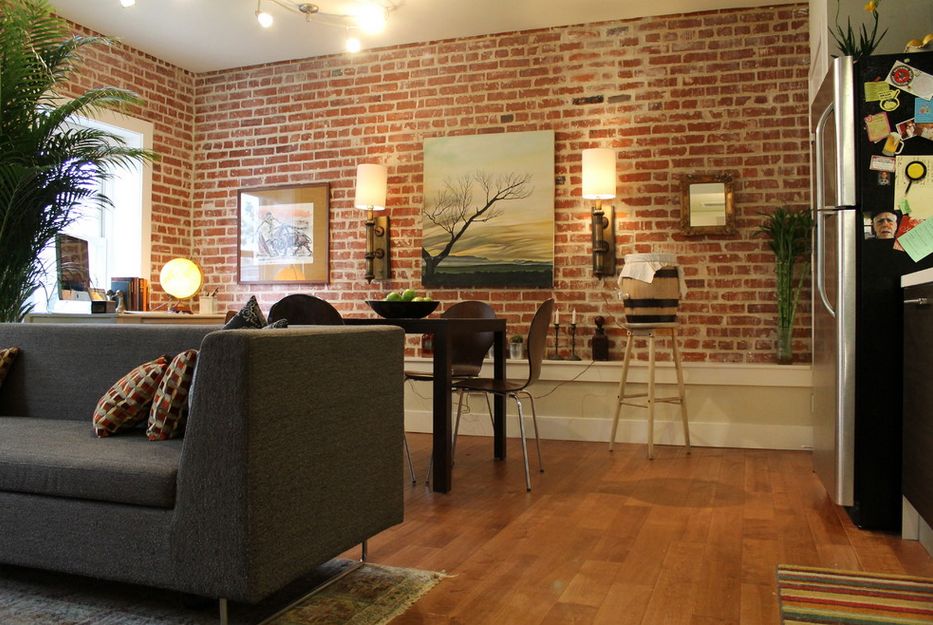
[159,258,203,299]
[581,148,617,200]
[354,164,388,210]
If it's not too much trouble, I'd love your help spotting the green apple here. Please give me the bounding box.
[385,292,402,302]
[401,288,417,302]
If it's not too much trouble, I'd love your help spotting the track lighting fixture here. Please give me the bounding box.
[256,1,393,53]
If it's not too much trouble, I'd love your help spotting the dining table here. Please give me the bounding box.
[344,315,507,493]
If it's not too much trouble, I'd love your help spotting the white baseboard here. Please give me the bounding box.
[404,409,813,451]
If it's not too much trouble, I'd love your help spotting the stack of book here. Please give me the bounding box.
[110,277,150,311]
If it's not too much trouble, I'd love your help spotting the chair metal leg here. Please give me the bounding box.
[428,388,466,484]
[484,392,495,430]
[451,388,467,464]
[219,598,228,625]
[647,331,656,460]
[609,332,634,451]
[403,435,416,485]
[520,391,544,473]
[512,394,532,491]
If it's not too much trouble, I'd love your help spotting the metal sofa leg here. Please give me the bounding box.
[361,539,368,562]
[219,598,228,625]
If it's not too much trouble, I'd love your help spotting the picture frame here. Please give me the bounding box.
[679,173,737,236]
[237,183,329,284]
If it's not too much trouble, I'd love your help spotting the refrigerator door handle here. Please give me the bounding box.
[814,102,835,318]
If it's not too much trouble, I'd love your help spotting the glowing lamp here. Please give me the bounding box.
[159,258,203,313]
[354,164,390,282]
[581,148,617,278]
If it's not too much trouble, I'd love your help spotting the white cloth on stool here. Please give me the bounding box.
[617,253,686,297]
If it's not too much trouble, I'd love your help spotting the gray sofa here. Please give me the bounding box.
[0,323,405,607]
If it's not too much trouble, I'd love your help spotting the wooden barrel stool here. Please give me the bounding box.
[608,323,690,459]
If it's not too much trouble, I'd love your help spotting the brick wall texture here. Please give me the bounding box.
[74,5,814,363]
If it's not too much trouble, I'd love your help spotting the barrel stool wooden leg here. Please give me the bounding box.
[646,330,656,460]
[609,330,634,452]
[670,327,690,453]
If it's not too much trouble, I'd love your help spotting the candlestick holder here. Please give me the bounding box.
[568,323,581,360]
[551,322,565,360]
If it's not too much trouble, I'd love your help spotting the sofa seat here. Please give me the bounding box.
[0,417,182,508]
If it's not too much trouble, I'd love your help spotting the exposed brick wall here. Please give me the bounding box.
[63,24,195,302]
[67,5,813,363]
[193,4,812,363]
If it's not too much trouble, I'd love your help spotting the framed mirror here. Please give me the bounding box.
[680,173,736,236]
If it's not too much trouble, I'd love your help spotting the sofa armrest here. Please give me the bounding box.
[169,325,405,602]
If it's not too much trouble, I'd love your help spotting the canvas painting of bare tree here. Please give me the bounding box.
[422,130,554,288]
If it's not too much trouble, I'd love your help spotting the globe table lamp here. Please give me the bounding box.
[159,258,203,313]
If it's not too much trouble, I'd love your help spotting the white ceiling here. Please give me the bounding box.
[51,0,795,73]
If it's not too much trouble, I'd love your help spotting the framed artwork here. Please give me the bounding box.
[421,130,554,288]
[237,183,329,284]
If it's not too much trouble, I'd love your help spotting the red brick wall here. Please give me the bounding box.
[193,4,812,363]
[70,6,812,363]
[64,24,195,300]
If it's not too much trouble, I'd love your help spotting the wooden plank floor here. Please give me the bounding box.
[362,434,933,625]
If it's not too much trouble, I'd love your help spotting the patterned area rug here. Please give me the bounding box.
[777,564,933,624]
[0,560,445,625]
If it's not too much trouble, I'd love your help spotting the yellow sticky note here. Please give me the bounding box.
[866,82,895,102]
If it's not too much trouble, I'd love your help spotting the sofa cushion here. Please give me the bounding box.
[147,349,198,441]
[0,346,19,388]
[93,355,169,437]
[0,417,182,508]
[223,295,266,329]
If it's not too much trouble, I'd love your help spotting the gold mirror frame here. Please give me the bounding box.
[680,173,736,236]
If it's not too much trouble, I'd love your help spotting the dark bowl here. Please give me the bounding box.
[366,300,440,319]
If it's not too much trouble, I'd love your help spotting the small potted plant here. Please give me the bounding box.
[509,334,524,360]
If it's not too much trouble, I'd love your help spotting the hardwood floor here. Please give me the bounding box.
[362,434,933,625]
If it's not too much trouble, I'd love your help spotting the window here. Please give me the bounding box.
[32,110,153,312]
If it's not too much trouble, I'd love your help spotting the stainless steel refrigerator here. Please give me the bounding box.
[812,52,933,530]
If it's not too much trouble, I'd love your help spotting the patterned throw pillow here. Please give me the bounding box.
[93,356,170,438]
[0,347,20,388]
[223,295,267,329]
[147,349,198,441]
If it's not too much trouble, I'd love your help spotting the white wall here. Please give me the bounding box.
[404,359,814,451]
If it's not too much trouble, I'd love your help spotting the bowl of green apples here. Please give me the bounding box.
[366,289,439,319]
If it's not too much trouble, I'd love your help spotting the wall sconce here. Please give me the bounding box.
[354,164,389,282]
[159,257,202,313]
[582,148,617,278]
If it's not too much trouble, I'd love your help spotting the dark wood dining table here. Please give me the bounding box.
[344,316,507,493]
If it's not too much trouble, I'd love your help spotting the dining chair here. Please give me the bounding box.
[268,294,344,325]
[451,298,553,492]
[405,300,497,482]
[269,293,416,483]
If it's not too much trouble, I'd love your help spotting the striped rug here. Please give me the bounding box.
[777,564,933,624]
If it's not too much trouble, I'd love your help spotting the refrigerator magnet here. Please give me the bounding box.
[865,81,896,102]
[896,118,919,140]
[886,61,933,100]
[878,171,892,186]
[916,98,933,123]
[865,112,891,143]
[870,155,897,172]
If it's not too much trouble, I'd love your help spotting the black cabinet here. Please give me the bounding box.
[903,283,933,528]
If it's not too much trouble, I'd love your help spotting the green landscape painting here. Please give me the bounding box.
[421,130,554,288]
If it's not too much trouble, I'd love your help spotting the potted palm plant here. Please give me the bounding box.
[0,0,154,321]
[758,207,813,364]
